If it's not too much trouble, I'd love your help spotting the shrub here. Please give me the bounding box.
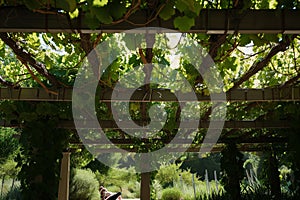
[161,188,182,200]
[96,167,139,198]
[155,164,180,188]
[151,179,163,200]
[69,168,100,200]
[2,186,22,200]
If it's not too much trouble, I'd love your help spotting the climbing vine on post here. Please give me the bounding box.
[2,102,72,200]
[220,142,244,199]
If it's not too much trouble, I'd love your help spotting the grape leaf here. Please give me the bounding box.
[109,2,127,19]
[239,34,251,46]
[56,0,71,12]
[263,34,279,43]
[175,0,189,13]
[129,54,141,66]
[220,0,230,8]
[249,34,265,46]
[124,34,143,50]
[93,0,108,7]
[69,8,79,19]
[66,0,77,12]
[194,3,202,15]
[91,7,113,24]
[84,13,101,29]
[176,0,201,14]
[159,3,175,20]
[23,0,42,10]
[174,16,195,31]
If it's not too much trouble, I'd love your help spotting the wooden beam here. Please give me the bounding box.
[90,143,286,153]
[0,120,292,129]
[66,120,291,129]
[1,86,300,102]
[71,137,288,146]
[0,87,72,101]
[0,7,299,33]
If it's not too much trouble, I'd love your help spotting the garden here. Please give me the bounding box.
[0,0,300,200]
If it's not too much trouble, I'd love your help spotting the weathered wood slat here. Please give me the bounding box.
[90,144,285,153]
[0,119,292,129]
[0,8,299,34]
[1,87,300,102]
[71,137,288,145]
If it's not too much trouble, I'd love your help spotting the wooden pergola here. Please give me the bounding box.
[1,6,300,200]
[0,86,296,199]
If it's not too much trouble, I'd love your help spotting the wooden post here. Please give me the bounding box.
[58,152,71,200]
[140,172,151,200]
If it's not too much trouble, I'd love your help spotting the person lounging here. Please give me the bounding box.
[99,186,122,200]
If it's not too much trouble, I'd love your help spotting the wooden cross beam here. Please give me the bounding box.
[0,120,292,129]
[1,86,300,102]
[0,7,299,34]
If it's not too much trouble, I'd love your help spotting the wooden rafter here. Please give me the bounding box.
[1,86,300,102]
[0,8,300,34]
[0,119,292,129]
[70,137,288,146]
[78,144,286,153]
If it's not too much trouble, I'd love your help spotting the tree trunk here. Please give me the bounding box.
[268,153,281,199]
[140,172,151,200]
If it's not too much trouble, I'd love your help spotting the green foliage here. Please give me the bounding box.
[0,128,19,165]
[70,148,94,169]
[190,189,300,200]
[107,1,127,20]
[174,16,195,32]
[220,143,244,199]
[151,179,163,200]
[0,159,19,180]
[277,0,300,9]
[92,0,108,7]
[16,120,70,200]
[69,168,100,200]
[159,2,175,20]
[1,186,22,200]
[96,167,139,198]
[0,102,73,200]
[179,153,221,180]
[161,187,182,200]
[155,164,179,188]
[56,0,77,12]
[91,7,113,24]
[85,158,110,175]
[23,0,76,12]
[23,0,42,10]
